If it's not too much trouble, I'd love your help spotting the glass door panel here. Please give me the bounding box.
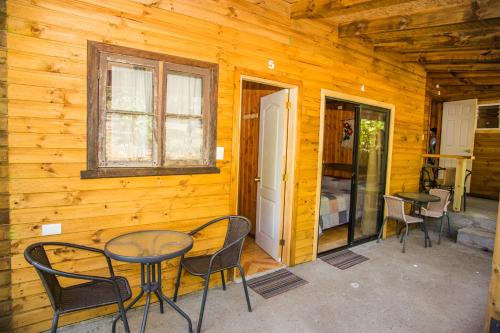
[352,106,389,242]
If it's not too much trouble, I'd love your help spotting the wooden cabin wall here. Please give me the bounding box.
[5,0,427,331]
[238,82,281,235]
[322,102,354,179]
[470,131,500,199]
[0,1,11,331]
[484,194,500,333]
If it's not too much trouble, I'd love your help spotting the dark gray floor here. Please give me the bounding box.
[59,231,491,333]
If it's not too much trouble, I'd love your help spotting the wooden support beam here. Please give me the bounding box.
[403,49,500,64]
[291,0,415,19]
[369,17,500,42]
[373,27,500,52]
[429,85,500,101]
[428,70,500,79]
[429,76,500,85]
[423,63,500,72]
[339,0,500,37]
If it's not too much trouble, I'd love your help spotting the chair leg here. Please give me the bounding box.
[116,297,131,333]
[173,261,183,302]
[402,223,409,253]
[446,214,452,239]
[463,187,467,211]
[422,218,431,248]
[438,216,444,245]
[51,309,59,333]
[237,265,252,312]
[377,217,387,243]
[197,273,211,333]
[220,270,226,290]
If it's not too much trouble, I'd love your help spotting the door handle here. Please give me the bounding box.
[464,149,471,153]
[254,177,261,182]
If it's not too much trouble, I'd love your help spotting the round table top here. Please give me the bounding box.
[396,192,440,203]
[105,230,193,263]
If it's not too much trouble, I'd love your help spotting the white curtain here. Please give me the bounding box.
[166,74,202,116]
[106,65,154,163]
[111,65,153,114]
[164,74,204,162]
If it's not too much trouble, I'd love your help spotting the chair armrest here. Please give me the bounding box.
[189,216,232,236]
[444,200,451,212]
[31,260,116,284]
[37,242,115,278]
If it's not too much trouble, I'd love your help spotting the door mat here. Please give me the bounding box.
[247,268,308,299]
[319,249,369,270]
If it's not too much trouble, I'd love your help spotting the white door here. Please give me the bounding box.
[255,89,289,260]
[440,99,477,191]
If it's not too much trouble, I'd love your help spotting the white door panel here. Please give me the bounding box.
[439,99,477,191]
[255,89,288,260]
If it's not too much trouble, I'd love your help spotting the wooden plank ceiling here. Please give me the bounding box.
[290,0,500,101]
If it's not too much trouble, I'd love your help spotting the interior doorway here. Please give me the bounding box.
[316,97,391,254]
[236,79,296,276]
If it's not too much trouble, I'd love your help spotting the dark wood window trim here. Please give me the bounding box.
[82,41,219,179]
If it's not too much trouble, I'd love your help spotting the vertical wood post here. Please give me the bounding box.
[484,194,500,332]
[453,158,466,212]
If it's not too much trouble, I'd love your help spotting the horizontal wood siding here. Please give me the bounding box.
[0,1,11,331]
[5,0,427,331]
[471,131,500,199]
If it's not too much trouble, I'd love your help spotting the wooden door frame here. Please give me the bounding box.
[230,67,301,266]
[313,89,395,260]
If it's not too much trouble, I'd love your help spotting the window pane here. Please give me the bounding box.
[108,64,154,113]
[105,113,153,163]
[165,118,203,162]
[166,73,202,116]
[477,105,499,129]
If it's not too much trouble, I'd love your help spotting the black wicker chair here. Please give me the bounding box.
[24,242,132,333]
[173,215,252,333]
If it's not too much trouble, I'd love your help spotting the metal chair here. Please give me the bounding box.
[420,165,447,193]
[24,242,132,333]
[378,195,425,253]
[173,215,252,333]
[419,188,451,244]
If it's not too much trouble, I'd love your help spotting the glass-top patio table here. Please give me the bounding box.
[396,192,440,248]
[105,230,194,333]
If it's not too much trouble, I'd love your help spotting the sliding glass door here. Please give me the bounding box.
[317,98,390,255]
[350,105,390,243]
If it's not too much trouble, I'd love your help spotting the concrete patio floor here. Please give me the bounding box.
[60,231,492,333]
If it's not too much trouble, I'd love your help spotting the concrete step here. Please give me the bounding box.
[448,211,496,233]
[457,227,495,252]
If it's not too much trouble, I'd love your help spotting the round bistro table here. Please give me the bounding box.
[395,192,440,248]
[105,230,194,333]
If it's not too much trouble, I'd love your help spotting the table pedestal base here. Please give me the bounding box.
[112,262,193,333]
